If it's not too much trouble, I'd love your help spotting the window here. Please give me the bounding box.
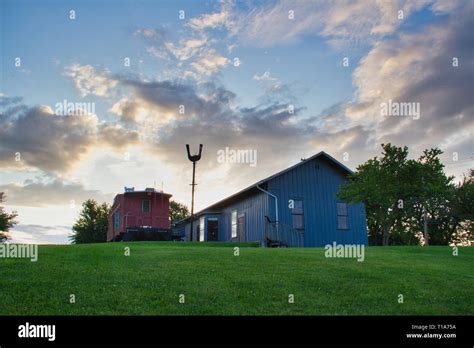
[113,211,120,230]
[142,199,150,213]
[199,217,205,242]
[231,210,237,238]
[337,202,349,229]
[291,199,304,229]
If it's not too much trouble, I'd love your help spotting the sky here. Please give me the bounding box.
[0,0,473,244]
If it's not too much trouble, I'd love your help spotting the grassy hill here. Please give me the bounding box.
[1,242,473,315]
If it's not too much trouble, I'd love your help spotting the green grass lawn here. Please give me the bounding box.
[1,242,473,315]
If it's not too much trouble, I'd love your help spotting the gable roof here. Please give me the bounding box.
[176,151,353,224]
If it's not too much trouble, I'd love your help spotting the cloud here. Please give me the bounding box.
[109,98,142,124]
[0,95,23,106]
[253,71,277,81]
[309,125,376,164]
[80,71,319,204]
[94,70,317,197]
[63,64,118,97]
[190,49,230,76]
[0,178,113,207]
[188,11,227,29]
[133,2,235,78]
[187,0,235,32]
[124,79,208,114]
[133,28,166,39]
[298,0,474,175]
[114,76,312,174]
[97,123,140,148]
[187,9,230,31]
[0,96,139,173]
[110,79,219,128]
[230,0,462,48]
[134,27,172,61]
[9,224,71,244]
[137,30,230,78]
[343,1,474,160]
[165,37,209,61]
[97,67,349,194]
[0,104,97,172]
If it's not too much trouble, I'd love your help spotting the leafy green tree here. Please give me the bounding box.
[338,143,459,246]
[70,199,110,244]
[394,148,456,245]
[169,200,189,226]
[338,144,411,245]
[449,170,474,245]
[0,192,18,243]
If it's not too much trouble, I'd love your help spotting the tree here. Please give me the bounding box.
[169,200,189,226]
[0,192,18,243]
[70,199,110,244]
[392,148,456,245]
[449,169,474,245]
[338,144,411,245]
[338,143,458,246]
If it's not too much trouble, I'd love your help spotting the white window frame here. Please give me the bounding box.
[231,210,237,238]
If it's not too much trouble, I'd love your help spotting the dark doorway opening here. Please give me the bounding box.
[207,220,219,241]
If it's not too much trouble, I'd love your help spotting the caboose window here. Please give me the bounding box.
[142,199,151,213]
[113,211,120,230]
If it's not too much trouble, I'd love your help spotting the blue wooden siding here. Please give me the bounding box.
[184,192,269,243]
[185,214,219,241]
[219,192,269,243]
[266,157,368,247]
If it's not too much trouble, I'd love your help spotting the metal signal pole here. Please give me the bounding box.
[186,144,203,241]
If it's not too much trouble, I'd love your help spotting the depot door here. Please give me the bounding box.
[207,219,219,241]
[237,215,246,242]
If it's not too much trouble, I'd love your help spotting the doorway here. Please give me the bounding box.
[207,219,219,241]
[237,214,246,242]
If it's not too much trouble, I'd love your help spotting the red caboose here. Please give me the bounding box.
[108,187,172,241]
